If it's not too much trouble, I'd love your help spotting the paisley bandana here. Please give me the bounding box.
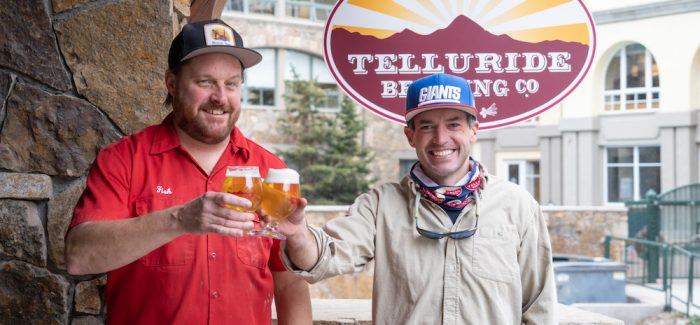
[410,158,486,221]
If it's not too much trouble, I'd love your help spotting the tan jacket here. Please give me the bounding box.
[283,175,556,325]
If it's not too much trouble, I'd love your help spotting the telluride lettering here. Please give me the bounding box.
[348,51,572,75]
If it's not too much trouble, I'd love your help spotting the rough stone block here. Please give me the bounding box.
[0,261,70,324]
[173,0,190,17]
[0,71,11,125]
[48,178,87,269]
[71,316,104,325]
[52,0,92,14]
[75,276,106,314]
[0,172,52,199]
[0,200,47,267]
[54,0,173,135]
[0,0,72,91]
[0,83,121,176]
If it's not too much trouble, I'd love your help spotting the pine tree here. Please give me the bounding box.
[277,75,374,204]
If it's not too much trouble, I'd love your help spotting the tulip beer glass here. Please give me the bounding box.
[255,168,300,239]
[221,167,263,235]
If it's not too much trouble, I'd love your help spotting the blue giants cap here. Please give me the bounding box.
[405,73,477,123]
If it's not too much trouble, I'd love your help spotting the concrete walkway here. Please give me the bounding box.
[566,280,700,324]
[626,279,700,316]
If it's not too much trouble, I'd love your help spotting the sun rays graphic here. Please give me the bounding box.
[330,0,592,45]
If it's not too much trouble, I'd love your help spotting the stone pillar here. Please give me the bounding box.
[0,0,182,323]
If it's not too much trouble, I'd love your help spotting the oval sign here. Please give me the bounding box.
[324,0,596,129]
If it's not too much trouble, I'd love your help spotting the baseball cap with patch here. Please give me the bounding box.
[405,73,477,123]
[168,19,262,70]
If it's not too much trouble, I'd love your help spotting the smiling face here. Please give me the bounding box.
[404,108,478,185]
[165,52,243,145]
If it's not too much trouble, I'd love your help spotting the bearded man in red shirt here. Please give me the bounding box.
[65,19,311,325]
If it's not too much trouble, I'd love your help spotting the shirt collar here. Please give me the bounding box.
[150,113,250,160]
[411,158,479,187]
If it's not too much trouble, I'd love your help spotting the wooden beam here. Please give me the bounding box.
[189,0,227,22]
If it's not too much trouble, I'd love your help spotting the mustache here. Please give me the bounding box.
[199,102,231,112]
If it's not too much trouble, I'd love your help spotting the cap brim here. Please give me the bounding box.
[405,104,478,123]
[181,46,263,68]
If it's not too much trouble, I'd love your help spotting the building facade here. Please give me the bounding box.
[224,0,700,206]
[481,0,700,205]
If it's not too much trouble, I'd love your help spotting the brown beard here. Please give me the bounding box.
[172,101,237,145]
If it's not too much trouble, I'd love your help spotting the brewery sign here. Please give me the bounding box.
[324,0,596,129]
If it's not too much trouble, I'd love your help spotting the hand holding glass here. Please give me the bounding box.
[221,166,263,233]
[254,168,300,240]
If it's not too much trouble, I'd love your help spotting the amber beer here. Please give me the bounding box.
[261,169,300,221]
[221,166,263,212]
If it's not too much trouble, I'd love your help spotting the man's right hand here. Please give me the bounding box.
[260,197,320,271]
[174,191,256,237]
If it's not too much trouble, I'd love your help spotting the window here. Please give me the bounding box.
[243,48,276,107]
[604,44,660,112]
[225,0,276,15]
[286,0,335,22]
[239,47,340,110]
[285,50,340,110]
[505,160,540,202]
[605,146,661,203]
[226,0,334,21]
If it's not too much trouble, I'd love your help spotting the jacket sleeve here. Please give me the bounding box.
[280,190,378,283]
[520,201,557,325]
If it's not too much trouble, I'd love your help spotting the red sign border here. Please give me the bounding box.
[323,0,598,129]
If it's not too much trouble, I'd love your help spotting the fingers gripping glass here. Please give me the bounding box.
[414,192,479,240]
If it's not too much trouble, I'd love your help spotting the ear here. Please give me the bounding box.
[470,121,479,142]
[404,126,416,148]
[165,70,177,96]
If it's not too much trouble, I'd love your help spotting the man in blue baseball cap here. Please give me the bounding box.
[276,73,556,324]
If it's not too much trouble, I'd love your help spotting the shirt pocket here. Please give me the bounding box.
[236,236,272,270]
[135,196,194,267]
[472,224,519,283]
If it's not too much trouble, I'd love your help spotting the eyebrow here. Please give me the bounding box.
[416,114,464,125]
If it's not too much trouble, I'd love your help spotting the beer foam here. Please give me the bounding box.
[226,166,260,177]
[265,168,299,184]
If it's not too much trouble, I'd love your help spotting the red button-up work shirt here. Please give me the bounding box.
[71,116,287,324]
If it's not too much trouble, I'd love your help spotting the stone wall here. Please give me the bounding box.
[0,1,183,323]
[544,206,628,258]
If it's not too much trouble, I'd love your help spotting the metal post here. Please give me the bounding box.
[687,255,694,316]
[646,189,660,284]
[666,247,674,312]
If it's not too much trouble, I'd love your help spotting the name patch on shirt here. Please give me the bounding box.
[156,185,173,195]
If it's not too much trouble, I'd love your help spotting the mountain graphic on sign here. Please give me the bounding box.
[328,15,590,126]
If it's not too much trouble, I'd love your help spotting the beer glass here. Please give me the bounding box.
[254,168,300,239]
[221,166,263,234]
